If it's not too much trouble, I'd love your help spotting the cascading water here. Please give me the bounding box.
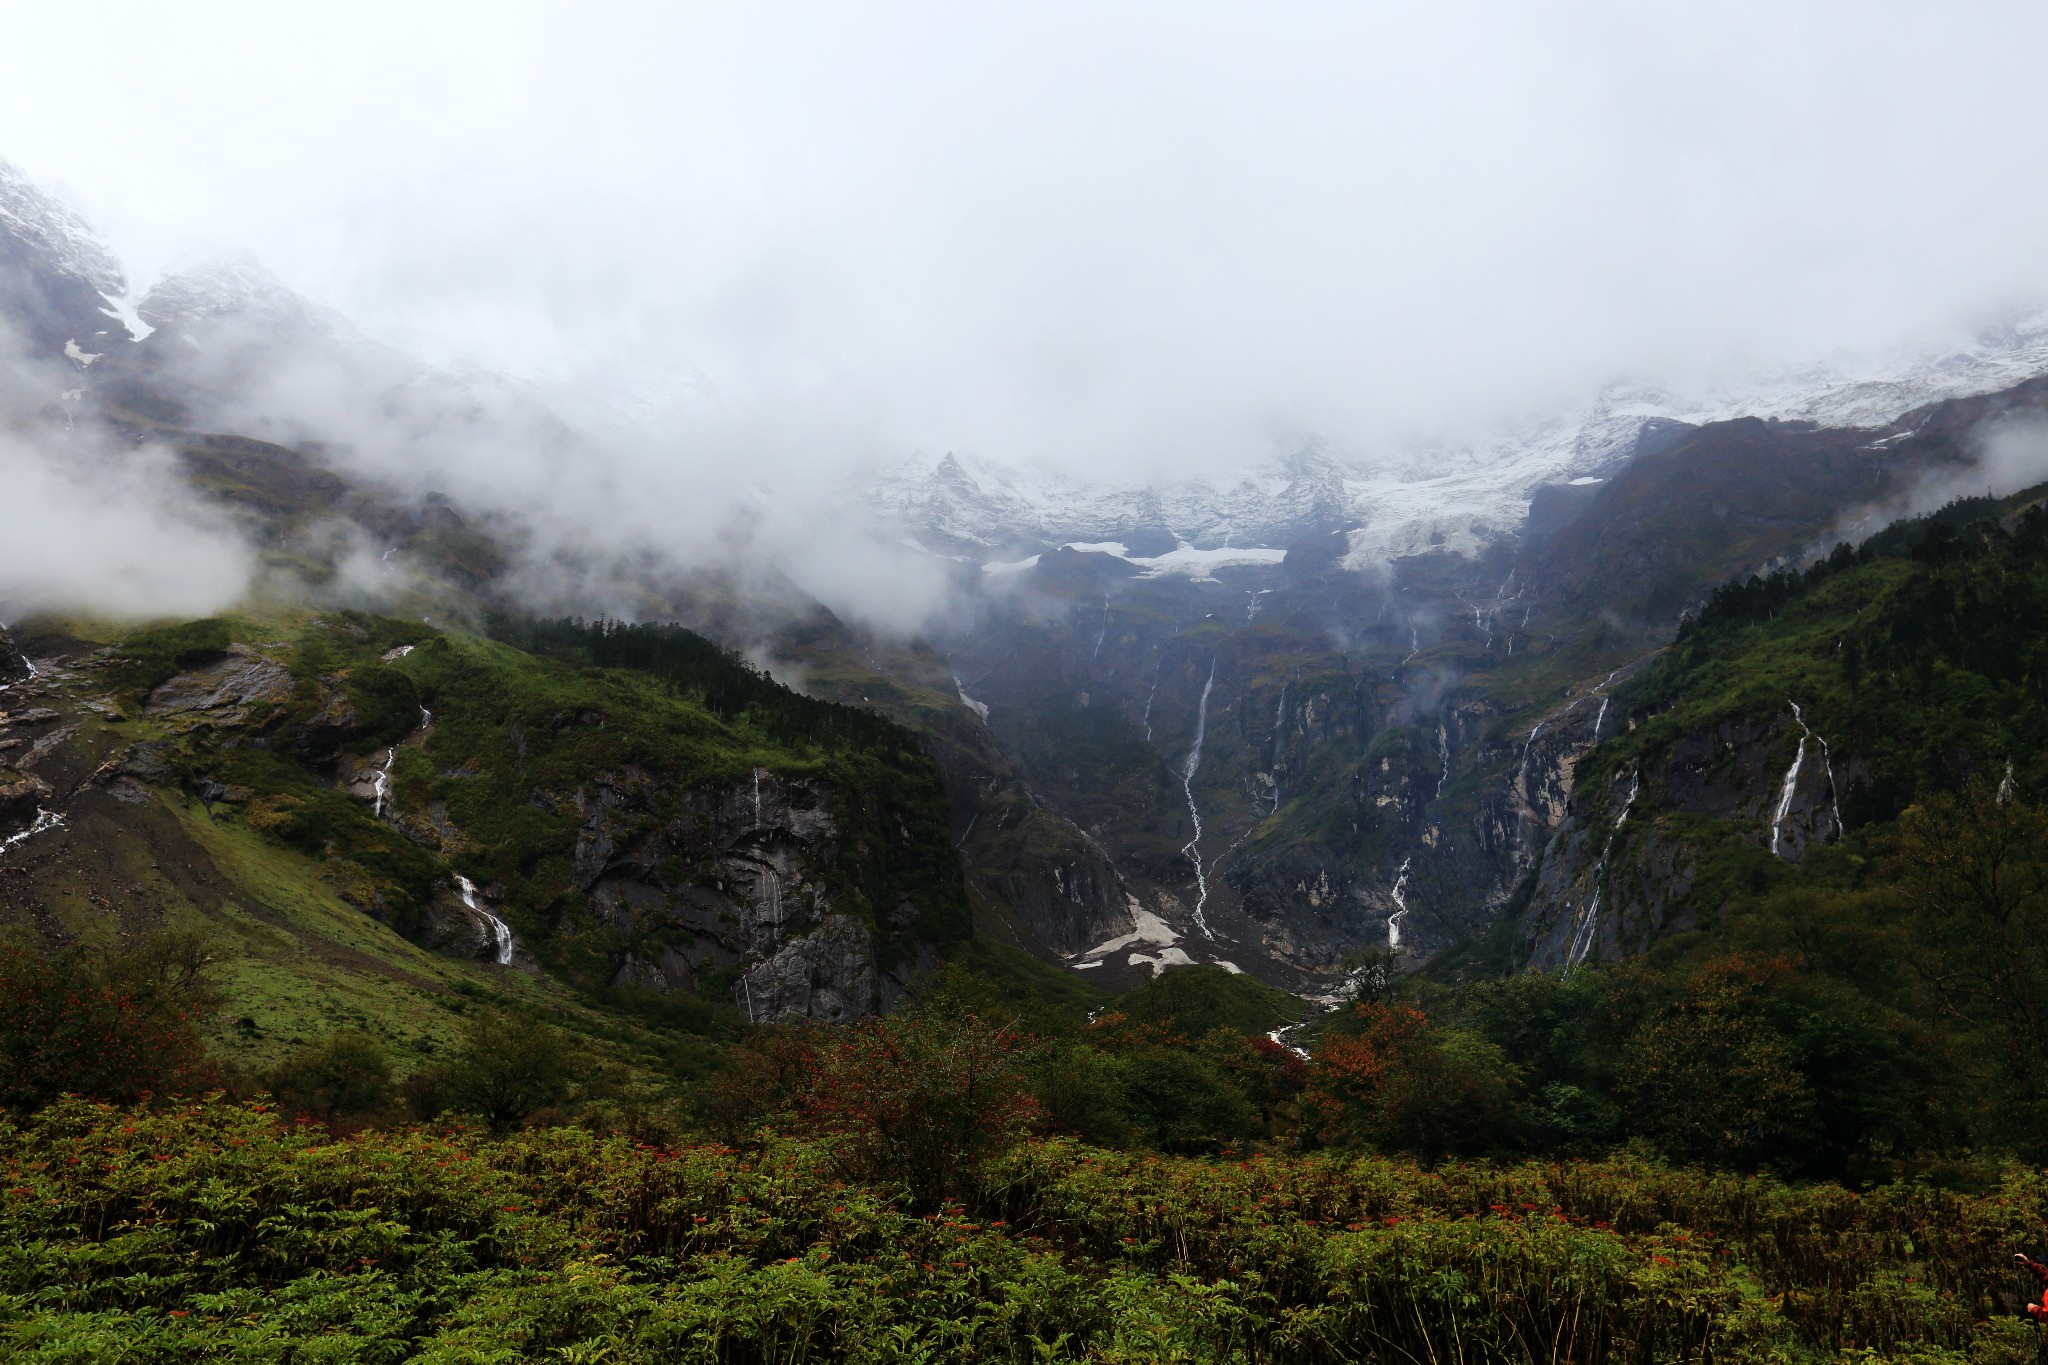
[1516,721,1546,797]
[1566,889,1602,967]
[2000,761,2018,804]
[1179,658,1218,937]
[372,748,396,818]
[1592,697,1609,740]
[0,807,65,862]
[1268,684,1289,813]
[1386,856,1413,950]
[1769,701,1840,857]
[456,875,515,965]
[1092,598,1110,659]
[1436,719,1451,799]
[1567,770,1638,967]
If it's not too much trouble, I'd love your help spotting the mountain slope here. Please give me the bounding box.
[0,610,971,1037]
[1513,484,2048,969]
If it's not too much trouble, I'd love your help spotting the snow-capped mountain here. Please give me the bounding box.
[0,155,138,357]
[870,308,2048,570]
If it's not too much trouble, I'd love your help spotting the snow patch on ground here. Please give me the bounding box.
[1129,545,1287,581]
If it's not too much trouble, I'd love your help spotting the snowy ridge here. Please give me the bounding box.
[0,156,124,295]
[139,251,371,348]
[871,312,2048,571]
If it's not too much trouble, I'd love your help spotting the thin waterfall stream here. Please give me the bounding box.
[1386,856,1413,950]
[456,875,516,965]
[1179,658,1218,937]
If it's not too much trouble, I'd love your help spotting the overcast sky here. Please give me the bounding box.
[5,1,2048,479]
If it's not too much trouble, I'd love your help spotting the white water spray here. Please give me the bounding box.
[1592,697,1609,740]
[1567,770,1637,968]
[1567,889,1602,967]
[1517,722,1547,800]
[372,749,396,818]
[0,807,65,861]
[1386,856,1413,950]
[1179,658,1218,937]
[456,875,515,965]
[1769,701,1839,857]
[1436,719,1451,799]
[1999,761,2017,804]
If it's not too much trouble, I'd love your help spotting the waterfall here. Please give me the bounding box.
[1567,889,1602,966]
[1141,674,1160,742]
[1092,598,1110,659]
[0,807,65,861]
[1769,701,1839,856]
[1386,856,1413,950]
[1592,697,1608,740]
[1517,722,1547,800]
[1567,770,1637,968]
[372,749,396,818]
[419,705,433,729]
[1264,1022,1311,1059]
[1436,718,1451,799]
[1179,658,1218,937]
[753,767,763,823]
[456,875,515,965]
[1999,761,2017,804]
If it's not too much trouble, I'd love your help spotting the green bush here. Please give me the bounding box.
[0,932,217,1112]
[266,1032,393,1122]
[3,1096,2045,1360]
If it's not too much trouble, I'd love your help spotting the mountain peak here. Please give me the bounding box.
[0,156,124,298]
[139,251,323,332]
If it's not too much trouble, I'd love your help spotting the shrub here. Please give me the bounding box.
[0,932,217,1111]
[794,1011,1039,1207]
[267,1031,393,1123]
[440,1012,574,1132]
[1306,1001,1515,1159]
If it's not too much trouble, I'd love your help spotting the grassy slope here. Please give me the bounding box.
[4,606,996,1099]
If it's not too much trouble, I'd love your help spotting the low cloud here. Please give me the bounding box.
[0,428,254,621]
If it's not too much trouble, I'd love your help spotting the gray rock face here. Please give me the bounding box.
[559,765,931,1021]
[1519,704,1848,970]
[736,913,936,1024]
[0,766,53,835]
[145,645,292,721]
